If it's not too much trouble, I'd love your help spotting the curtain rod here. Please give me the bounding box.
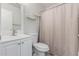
[40,3,65,14]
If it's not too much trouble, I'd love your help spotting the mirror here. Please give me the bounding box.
[1,8,13,36]
[1,3,21,36]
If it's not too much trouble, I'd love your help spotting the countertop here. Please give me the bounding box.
[0,34,31,43]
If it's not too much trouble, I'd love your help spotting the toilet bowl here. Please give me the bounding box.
[29,33,49,56]
[33,42,49,56]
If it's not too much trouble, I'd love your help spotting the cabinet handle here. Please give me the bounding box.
[22,42,24,44]
[18,43,21,45]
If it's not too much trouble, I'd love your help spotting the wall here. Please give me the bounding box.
[22,3,41,34]
[22,3,54,34]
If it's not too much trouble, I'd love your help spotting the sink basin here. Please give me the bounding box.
[1,34,31,42]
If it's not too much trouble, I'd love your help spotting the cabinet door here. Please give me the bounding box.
[21,38,32,56]
[0,45,2,56]
[1,40,20,56]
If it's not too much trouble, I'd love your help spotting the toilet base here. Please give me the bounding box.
[33,50,45,56]
[33,48,46,56]
[33,52,45,56]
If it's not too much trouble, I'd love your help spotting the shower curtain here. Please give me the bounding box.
[39,4,78,56]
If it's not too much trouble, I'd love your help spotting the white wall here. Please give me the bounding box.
[22,3,41,34]
[22,3,54,34]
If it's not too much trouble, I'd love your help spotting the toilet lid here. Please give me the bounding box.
[33,43,49,51]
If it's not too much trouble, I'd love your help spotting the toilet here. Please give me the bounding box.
[30,33,49,56]
[33,42,49,56]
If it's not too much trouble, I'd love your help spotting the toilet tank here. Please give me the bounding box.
[28,33,38,44]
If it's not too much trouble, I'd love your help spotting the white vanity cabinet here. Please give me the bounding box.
[21,38,32,56]
[0,37,32,56]
[0,45,2,56]
[1,40,20,56]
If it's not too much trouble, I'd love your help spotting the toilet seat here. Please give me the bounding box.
[33,43,49,52]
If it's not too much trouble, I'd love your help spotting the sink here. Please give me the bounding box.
[1,34,31,42]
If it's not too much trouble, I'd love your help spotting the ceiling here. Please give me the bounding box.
[20,3,60,16]
[21,3,57,11]
[9,3,60,11]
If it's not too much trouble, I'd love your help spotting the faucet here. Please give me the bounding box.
[12,24,20,36]
[12,28,17,36]
[12,24,17,36]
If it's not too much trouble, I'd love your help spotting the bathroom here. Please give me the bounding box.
[0,3,79,56]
